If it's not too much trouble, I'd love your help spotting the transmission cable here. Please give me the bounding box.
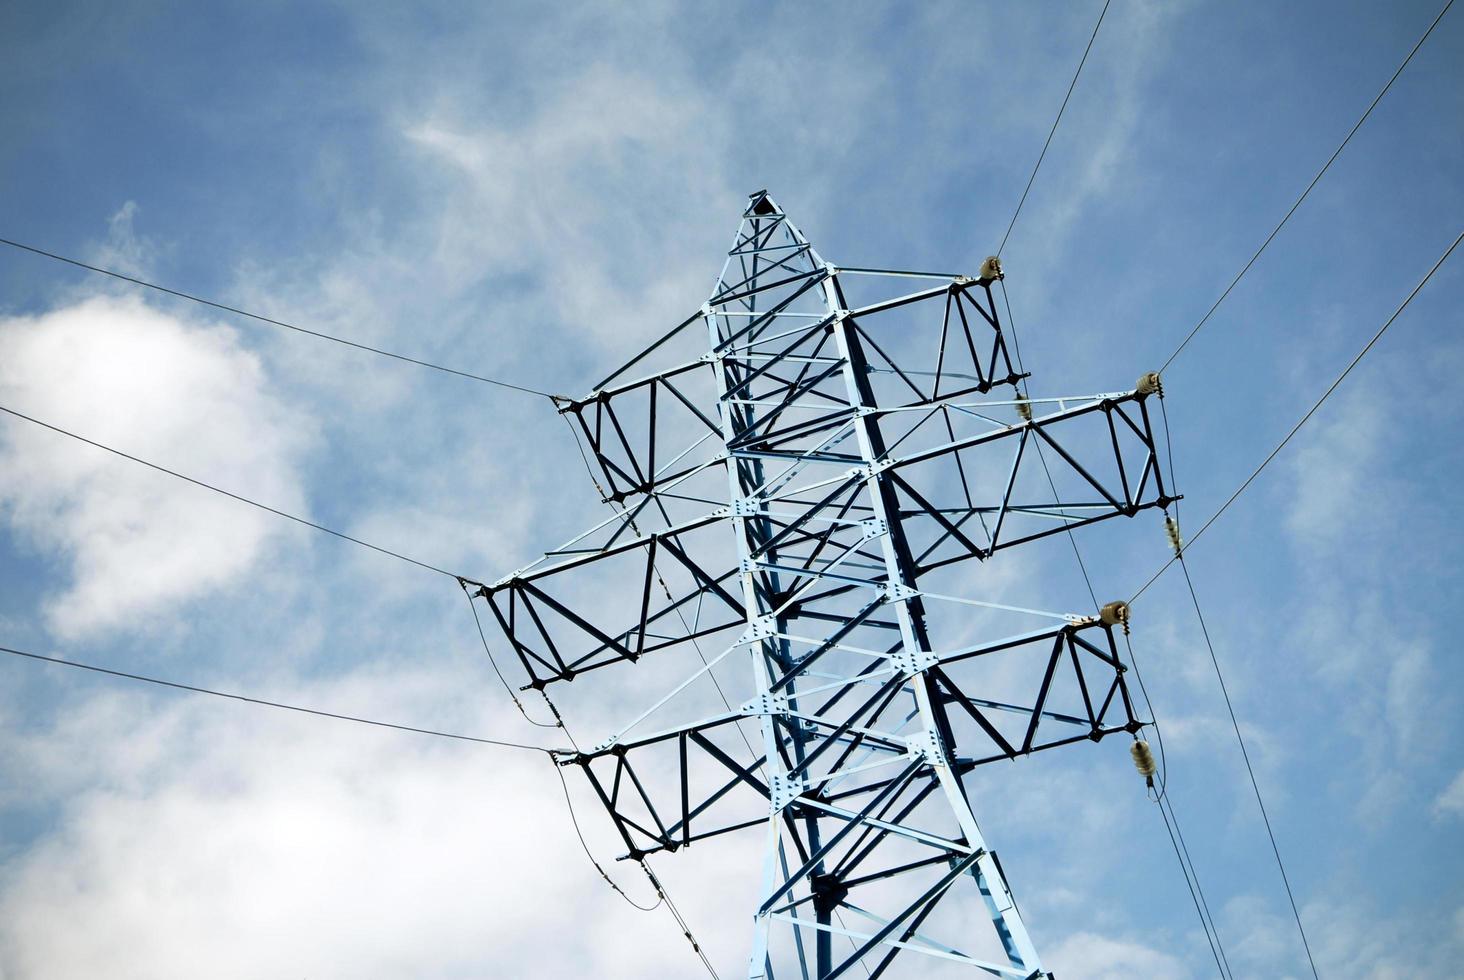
[0,402,463,580]
[988,8,1238,959]
[989,0,1112,603]
[0,643,558,753]
[1177,557,1318,978]
[552,702,723,977]
[6,633,718,969]
[1124,633,1234,979]
[556,396,797,978]
[560,414,765,765]
[998,280,1100,614]
[551,764,664,913]
[5,635,716,970]
[460,581,563,730]
[1003,288,1235,975]
[0,236,557,399]
[1131,226,1463,604]
[997,0,1112,257]
[1159,0,1456,372]
[1155,791,1230,978]
[462,538,723,975]
[1128,227,1464,977]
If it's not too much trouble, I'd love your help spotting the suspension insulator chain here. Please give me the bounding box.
[1165,514,1183,557]
[1131,739,1158,789]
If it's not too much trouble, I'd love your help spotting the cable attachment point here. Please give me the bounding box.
[1130,738,1157,788]
[1099,600,1131,635]
[1165,514,1183,557]
[457,576,489,599]
[1015,397,1033,423]
[978,255,1004,283]
[1135,372,1164,398]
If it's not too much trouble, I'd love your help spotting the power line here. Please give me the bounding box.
[555,416,734,976]
[1125,633,1235,979]
[1132,226,1463,604]
[0,263,720,972]
[644,862,723,980]
[552,764,664,913]
[989,17,1240,966]
[998,280,1100,614]
[1177,558,1319,978]
[1160,0,1456,372]
[1007,272,1235,973]
[4,635,720,968]
[461,581,563,730]
[0,402,462,580]
[1157,794,1230,979]
[1153,356,1307,977]
[997,0,1112,257]
[466,551,723,976]
[0,643,557,753]
[551,693,723,977]
[1125,223,1464,975]
[0,236,558,399]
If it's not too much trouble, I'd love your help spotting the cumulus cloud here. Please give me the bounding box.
[0,294,313,639]
[0,667,710,979]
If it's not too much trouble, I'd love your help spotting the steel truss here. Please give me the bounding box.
[470,192,1175,978]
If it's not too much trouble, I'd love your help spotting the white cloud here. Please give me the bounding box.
[1231,893,1464,980]
[0,667,707,979]
[401,64,735,359]
[0,294,313,639]
[1045,930,1191,979]
[1433,769,1464,820]
[89,201,155,279]
[1283,383,1389,556]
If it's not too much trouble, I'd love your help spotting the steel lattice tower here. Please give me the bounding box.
[469,192,1175,978]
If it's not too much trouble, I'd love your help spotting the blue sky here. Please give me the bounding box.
[1,1,1461,976]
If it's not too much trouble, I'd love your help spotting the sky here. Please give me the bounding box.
[0,1,1461,977]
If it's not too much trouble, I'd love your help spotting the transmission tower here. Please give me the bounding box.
[469,191,1175,978]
